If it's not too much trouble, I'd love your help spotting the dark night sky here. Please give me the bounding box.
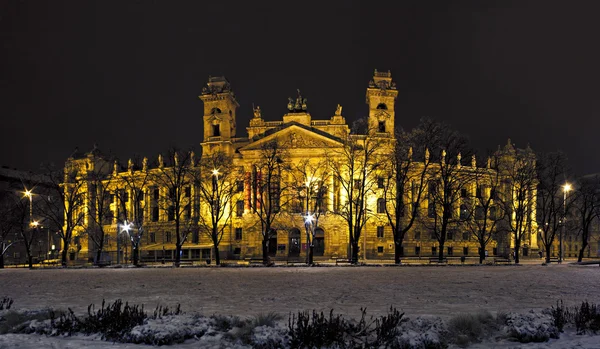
[1,0,599,176]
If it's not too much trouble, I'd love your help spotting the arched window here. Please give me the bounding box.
[211,107,222,114]
[376,103,387,110]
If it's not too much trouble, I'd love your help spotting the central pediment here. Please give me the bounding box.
[238,124,344,152]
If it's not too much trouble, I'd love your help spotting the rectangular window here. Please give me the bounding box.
[447,247,453,256]
[377,246,384,253]
[414,231,421,240]
[213,124,220,136]
[149,232,156,243]
[192,230,199,244]
[377,198,386,213]
[415,246,421,255]
[461,188,468,198]
[431,246,437,256]
[462,232,469,241]
[168,206,175,221]
[353,179,361,190]
[235,227,243,240]
[233,247,241,255]
[236,180,244,193]
[428,202,436,218]
[184,205,191,220]
[378,121,386,133]
[491,189,499,200]
[447,231,453,241]
[377,177,385,189]
[236,200,244,217]
[185,186,191,198]
[165,231,172,243]
[137,190,144,202]
[463,247,468,255]
[376,226,384,238]
[493,247,498,256]
[152,206,159,222]
[476,186,482,198]
[153,188,160,201]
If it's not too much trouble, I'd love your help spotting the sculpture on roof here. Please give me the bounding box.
[335,104,342,116]
[288,89,307,112]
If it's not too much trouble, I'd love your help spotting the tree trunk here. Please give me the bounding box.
[61,245,68,267]
[132,245,139,266]
[308,244,314,265]
[214,245,220,265]
[175,244,181,267]
[351,241,359,264]
[394,241,402,264]
[28,255,33,269]
[438,246,445,262]
[578,237,588,263]
[0,254,4,269]
[95,249,102,266]
[545,245,552,264]
[262,239,269,265]
[479,243,485,264]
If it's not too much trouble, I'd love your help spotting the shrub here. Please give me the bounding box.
[0,297,13,310]
[152,304,183,319]
[446,312,497,347]
[50,299,147,341]
[253,312,283,328]
[288,307,406,348]
[0,309,53,334]
[550,300,569,332]
[573,301,600,334]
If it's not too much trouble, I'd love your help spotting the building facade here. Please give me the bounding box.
[66,70,548,264]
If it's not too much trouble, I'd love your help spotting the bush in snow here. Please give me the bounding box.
[503,310,559,343]
[396,316,448,349]
[573,301,600,334]
[128,314,212,345]
[288,307,407,348]
[48,299,146,341]
[0,309,53,334]
[550,299,569,332]
[445,311,502,347]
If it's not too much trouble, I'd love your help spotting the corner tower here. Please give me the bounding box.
[199,76,239,155]
[366,69,398,136]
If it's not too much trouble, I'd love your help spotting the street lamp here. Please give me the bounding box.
[560,182,572,264]
[303,212,314,264]
[23,189,34,224]
[117,221,132,264]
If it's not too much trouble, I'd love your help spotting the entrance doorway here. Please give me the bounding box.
[314,228,325,256]
[289,228,301,257]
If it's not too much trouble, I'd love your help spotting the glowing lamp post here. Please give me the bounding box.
[118,221,132,264]
[24,189,34,224]
[559,183,571,264]
[304,212,314,265]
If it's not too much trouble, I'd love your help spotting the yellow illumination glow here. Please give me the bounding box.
[563,183,572,192]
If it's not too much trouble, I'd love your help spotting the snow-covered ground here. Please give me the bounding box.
[1,263,599,348]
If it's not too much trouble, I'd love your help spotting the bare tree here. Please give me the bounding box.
[536,152,570,263]
[115,157,152,266]
[381,124,435,264]
[328,119,383,264]
[498,143,537,264]
[196,151,237,266]
[151,149,198,267]
[249,139,290,265]
[573,174,600,262]
[461,153,506,263]
[83,158,114,265]
[419,119,474,262]
[290,158,330,265]
[37,163,86,267]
